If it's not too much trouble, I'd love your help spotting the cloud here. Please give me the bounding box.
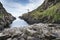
[0,0,44,17]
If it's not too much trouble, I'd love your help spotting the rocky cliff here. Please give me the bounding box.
[20,0,60,24]
[0,2,16,31]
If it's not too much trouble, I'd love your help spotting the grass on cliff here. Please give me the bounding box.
[23,2,60,22]
[0,13,4,18]
[42,3,60,21]
[31,3,60,17]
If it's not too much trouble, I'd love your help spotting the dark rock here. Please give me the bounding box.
[48,24,56,27]
[0,2,16,31]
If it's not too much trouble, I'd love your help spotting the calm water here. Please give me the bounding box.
[10,17,29,28]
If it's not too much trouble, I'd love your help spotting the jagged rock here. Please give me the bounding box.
[0,23,60,40]
[0,2,16,31]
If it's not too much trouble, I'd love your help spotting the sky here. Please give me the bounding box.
[0,0,44,17]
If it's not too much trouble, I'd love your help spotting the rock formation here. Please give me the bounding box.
[0,23,60,40]
[0,2,16,31]
[20,0,60,24]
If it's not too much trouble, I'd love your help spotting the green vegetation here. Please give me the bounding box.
[0,13,4,18]
[31,2,60,23]
[42,3,60,22]
[21,0,60,24]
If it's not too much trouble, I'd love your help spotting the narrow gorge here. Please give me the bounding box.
[0,0,60,40]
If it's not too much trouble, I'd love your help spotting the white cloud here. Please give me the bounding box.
[0,0,44,17]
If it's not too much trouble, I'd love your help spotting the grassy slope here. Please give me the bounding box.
[31,2,60,22]
[21,0,60,24]
[0,13,3,18]
[42,3,60,22]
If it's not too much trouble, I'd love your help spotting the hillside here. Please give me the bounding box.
[20,0,60,24]
[0,2,16,31]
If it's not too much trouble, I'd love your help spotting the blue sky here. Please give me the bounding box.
[0,0,44,17]
[4,0,30,5]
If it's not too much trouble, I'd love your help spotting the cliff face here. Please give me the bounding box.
[37,0,60,11]
[0,2,16,31]
[20,0,60,24]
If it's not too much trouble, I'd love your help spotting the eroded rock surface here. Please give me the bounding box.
[0,23,60,40]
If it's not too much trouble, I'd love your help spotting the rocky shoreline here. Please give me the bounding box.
[0,2,16,31]
[0,23,60,40]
